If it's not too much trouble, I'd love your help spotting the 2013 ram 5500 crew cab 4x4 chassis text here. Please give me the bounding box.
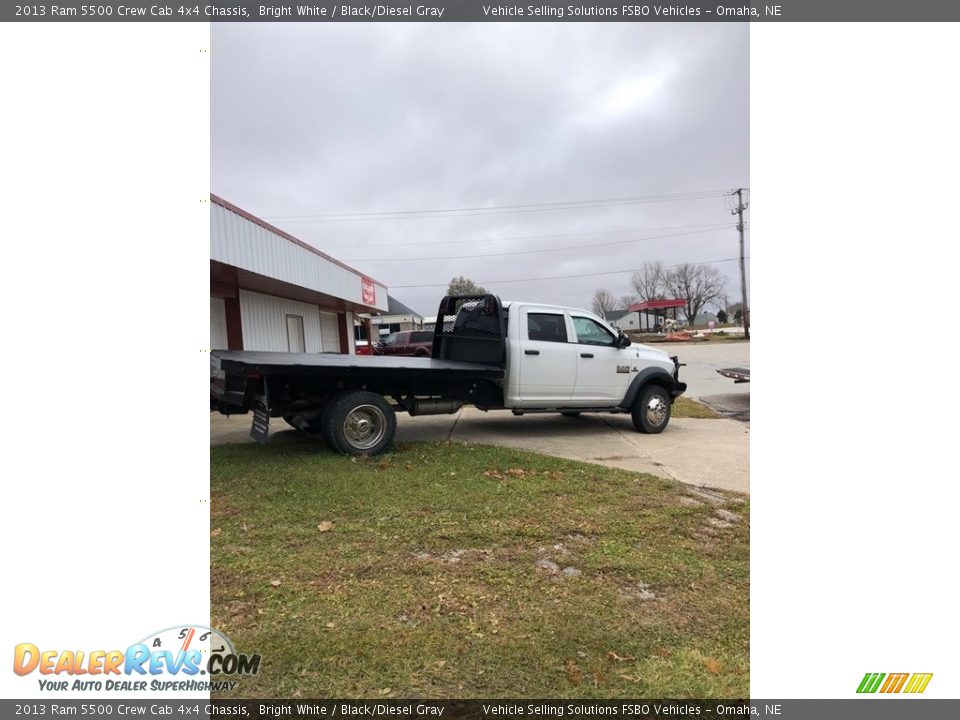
[210,294,687,456]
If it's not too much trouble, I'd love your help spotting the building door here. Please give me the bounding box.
[319,312,341,353]
[210,297,228,350]
[286,314,306,353]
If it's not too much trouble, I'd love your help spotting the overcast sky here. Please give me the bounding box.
[212,23,749,317]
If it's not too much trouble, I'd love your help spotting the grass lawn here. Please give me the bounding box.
[211,440,748,699]
[671,397,723,419]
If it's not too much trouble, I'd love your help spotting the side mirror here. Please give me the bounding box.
[616,332,632,349]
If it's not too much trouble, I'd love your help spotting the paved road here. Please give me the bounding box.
[651,340,750,421]
[653,340,750,399]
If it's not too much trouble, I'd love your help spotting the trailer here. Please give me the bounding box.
[717,367,751,383]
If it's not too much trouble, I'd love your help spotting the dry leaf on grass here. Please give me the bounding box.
[606,651,637,663]
[317,521,333,532]
[704,657,723,674]
[564,659,582,685]
[269,580,282,587]
[211,528,222,537]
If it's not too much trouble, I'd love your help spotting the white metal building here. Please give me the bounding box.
[604,309,660,332]
[210,194,388,354]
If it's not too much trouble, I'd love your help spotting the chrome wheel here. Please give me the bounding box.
[342,404,387,451]
[646,396,668,427]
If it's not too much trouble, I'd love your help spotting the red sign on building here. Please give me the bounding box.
[361,276,376,306]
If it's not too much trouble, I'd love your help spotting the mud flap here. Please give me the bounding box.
[250,385,270,444]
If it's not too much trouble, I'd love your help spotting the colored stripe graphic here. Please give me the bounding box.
[880,673,909,693]
[857,673,885,693]
[903,673,933,694]
[857,672,933,694]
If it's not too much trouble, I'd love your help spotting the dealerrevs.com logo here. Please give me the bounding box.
[13,625,260,693]
[857,672,933,694]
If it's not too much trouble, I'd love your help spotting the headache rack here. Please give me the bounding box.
[432,294,507,367]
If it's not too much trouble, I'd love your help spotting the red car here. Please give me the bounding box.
[374,330,434,357]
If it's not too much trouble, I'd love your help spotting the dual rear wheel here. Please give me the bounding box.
[287,391,397,456]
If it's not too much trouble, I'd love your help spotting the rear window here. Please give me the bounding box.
[412,331,433,343]
[527,313,568,343]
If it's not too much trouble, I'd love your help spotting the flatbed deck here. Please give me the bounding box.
[213,351,504,381]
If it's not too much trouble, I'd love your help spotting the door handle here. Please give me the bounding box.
[525,349,540,355]
[580,353,594,358]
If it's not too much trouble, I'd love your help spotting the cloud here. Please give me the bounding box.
[212,23,749,315]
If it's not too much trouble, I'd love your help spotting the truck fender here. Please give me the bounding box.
[619,368,683,410]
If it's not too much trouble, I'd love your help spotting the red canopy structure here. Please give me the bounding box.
[626,299,686,332]
[627,299,686,312]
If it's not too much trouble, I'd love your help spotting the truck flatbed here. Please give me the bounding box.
[213,351,504,381]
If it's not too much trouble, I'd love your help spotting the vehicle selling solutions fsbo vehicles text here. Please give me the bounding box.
[480,5,775,18]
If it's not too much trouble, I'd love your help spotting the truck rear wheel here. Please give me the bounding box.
[327,391,396,456]
[631,385,671,434]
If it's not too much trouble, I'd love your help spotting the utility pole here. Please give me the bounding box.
[731,188,750,340]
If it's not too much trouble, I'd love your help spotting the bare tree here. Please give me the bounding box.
[726,302,744,325]
[447,276,486,296]
[664,263,726,325]
[591,288,618,318]
[619,293,637,310]
[630,261,665,303]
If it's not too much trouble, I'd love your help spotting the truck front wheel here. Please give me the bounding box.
[327,391,396,456]
[631,385,671,434]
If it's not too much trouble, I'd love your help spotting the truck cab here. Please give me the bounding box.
[503,301,679,409]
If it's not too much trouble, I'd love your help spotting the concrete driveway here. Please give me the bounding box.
[211,407,748,493]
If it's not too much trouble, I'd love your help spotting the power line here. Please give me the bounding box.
[390,256,749,289]
[321,221,729,251]
[341,225,733,263]
[264,189,729,223]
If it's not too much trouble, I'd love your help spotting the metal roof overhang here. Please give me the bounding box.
[628,299,687,312]
[211,260,382,315]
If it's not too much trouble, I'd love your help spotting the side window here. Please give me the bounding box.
[573,317,616,346]
[527,313,568,343]
[413,331,433,343]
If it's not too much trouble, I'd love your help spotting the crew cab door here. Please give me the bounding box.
[518,307,577,404]
[569,314,632,405]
